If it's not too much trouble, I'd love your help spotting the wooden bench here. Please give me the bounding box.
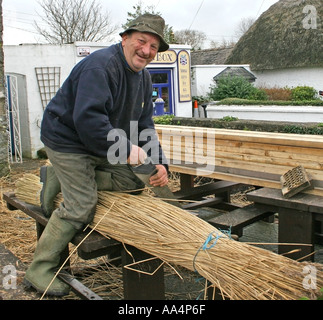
[247,187,323,261]
[207,204,275,237]
[174,179,241,210]
[3,192,165,300]
[155,124,323,259]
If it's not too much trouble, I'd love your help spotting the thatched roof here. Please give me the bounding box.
[214,67,256,82]
[225,0,323,70]
[191,46,234,65]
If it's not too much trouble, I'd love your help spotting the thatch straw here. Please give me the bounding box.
[15,174,42,207]
[15,174,323,300]
[226,0,323,70]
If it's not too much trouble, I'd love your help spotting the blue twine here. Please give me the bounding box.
[193,227,232,300]
[193,227,232,276]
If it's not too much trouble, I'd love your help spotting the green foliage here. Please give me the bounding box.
[221,116,238,122]
[282,125,323,135]
[248,87,268,101]
[192,96,210,104]
[291,86,318,101]
[209,76,268,101]
[301,287,323,300]
[216,98,323,106]
[153,115,176,125]
[318,287,323,300]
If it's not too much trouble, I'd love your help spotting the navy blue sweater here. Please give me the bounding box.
[41,43,167,165]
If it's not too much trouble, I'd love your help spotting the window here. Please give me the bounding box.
[149,69,173,114]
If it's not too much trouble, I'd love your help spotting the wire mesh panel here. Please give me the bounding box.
[6,75,23,163]
[35,67,61,110]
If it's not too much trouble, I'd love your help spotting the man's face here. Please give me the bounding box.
[122,31,160,72]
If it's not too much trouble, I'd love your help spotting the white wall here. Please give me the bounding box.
[4,42,110,158]
[253,67,323,93]
[191,65,252,97]
[206,104,323,123]
[5,44,74,157]
[192,65,323,99]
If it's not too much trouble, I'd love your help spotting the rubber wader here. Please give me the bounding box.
[24,211,77,296]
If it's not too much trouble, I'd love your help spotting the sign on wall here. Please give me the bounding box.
[150,50,177,64]
[177,50,192,102]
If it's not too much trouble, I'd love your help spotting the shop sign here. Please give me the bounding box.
[177,50,192,102]
[151,50,177,64]
[77,47,91,57]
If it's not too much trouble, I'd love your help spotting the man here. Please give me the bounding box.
[24,14,170,296]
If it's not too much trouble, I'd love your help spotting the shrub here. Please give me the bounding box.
[248,87,268,101]
[216,98,323,106]
[192,95,210,104]
[153,115,176,125]
[291,86,317,101]
[262,87,292,101]
[209,76,268,101]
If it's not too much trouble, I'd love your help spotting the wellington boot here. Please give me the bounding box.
[40,166,61,217]
[24,212,77,296]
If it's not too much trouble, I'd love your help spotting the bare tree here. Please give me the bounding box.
[174,29,206,50]
[123,1,175,44]
[34,0,118,44]
[0,0,10,176]
[235,17,255,40]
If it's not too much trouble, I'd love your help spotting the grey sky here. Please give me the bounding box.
[2,0,279,47]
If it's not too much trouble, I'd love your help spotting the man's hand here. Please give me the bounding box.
[128,145,147,165]
[149,165,168,187]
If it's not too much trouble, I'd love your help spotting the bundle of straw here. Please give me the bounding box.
[15,174,323,300]
[15,173,42,206]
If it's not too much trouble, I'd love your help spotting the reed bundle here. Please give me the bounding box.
[15,173,42,207]
[15,174,323,300]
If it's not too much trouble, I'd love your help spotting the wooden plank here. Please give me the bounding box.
[174,181,240,200]
[182,197,223,210]
[179,173,195,190]
[169,164,323,196]
[162,143,323,172]
[161,137,323,172]
[161,135,323,159]
[247,188,323,212]
[156,125,323,148]
[58,270,103,300]
[167,153,323,182]
[3,192,121,259]
[4,192,48,225]
[207,204,274,234]
[170,164,282,188]
[278,208,314,261]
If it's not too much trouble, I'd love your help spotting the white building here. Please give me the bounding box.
[4,42,192,159]
[253,68,323,93]
[191,64,253,97]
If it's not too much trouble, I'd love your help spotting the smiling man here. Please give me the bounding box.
[24,14,170,297]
